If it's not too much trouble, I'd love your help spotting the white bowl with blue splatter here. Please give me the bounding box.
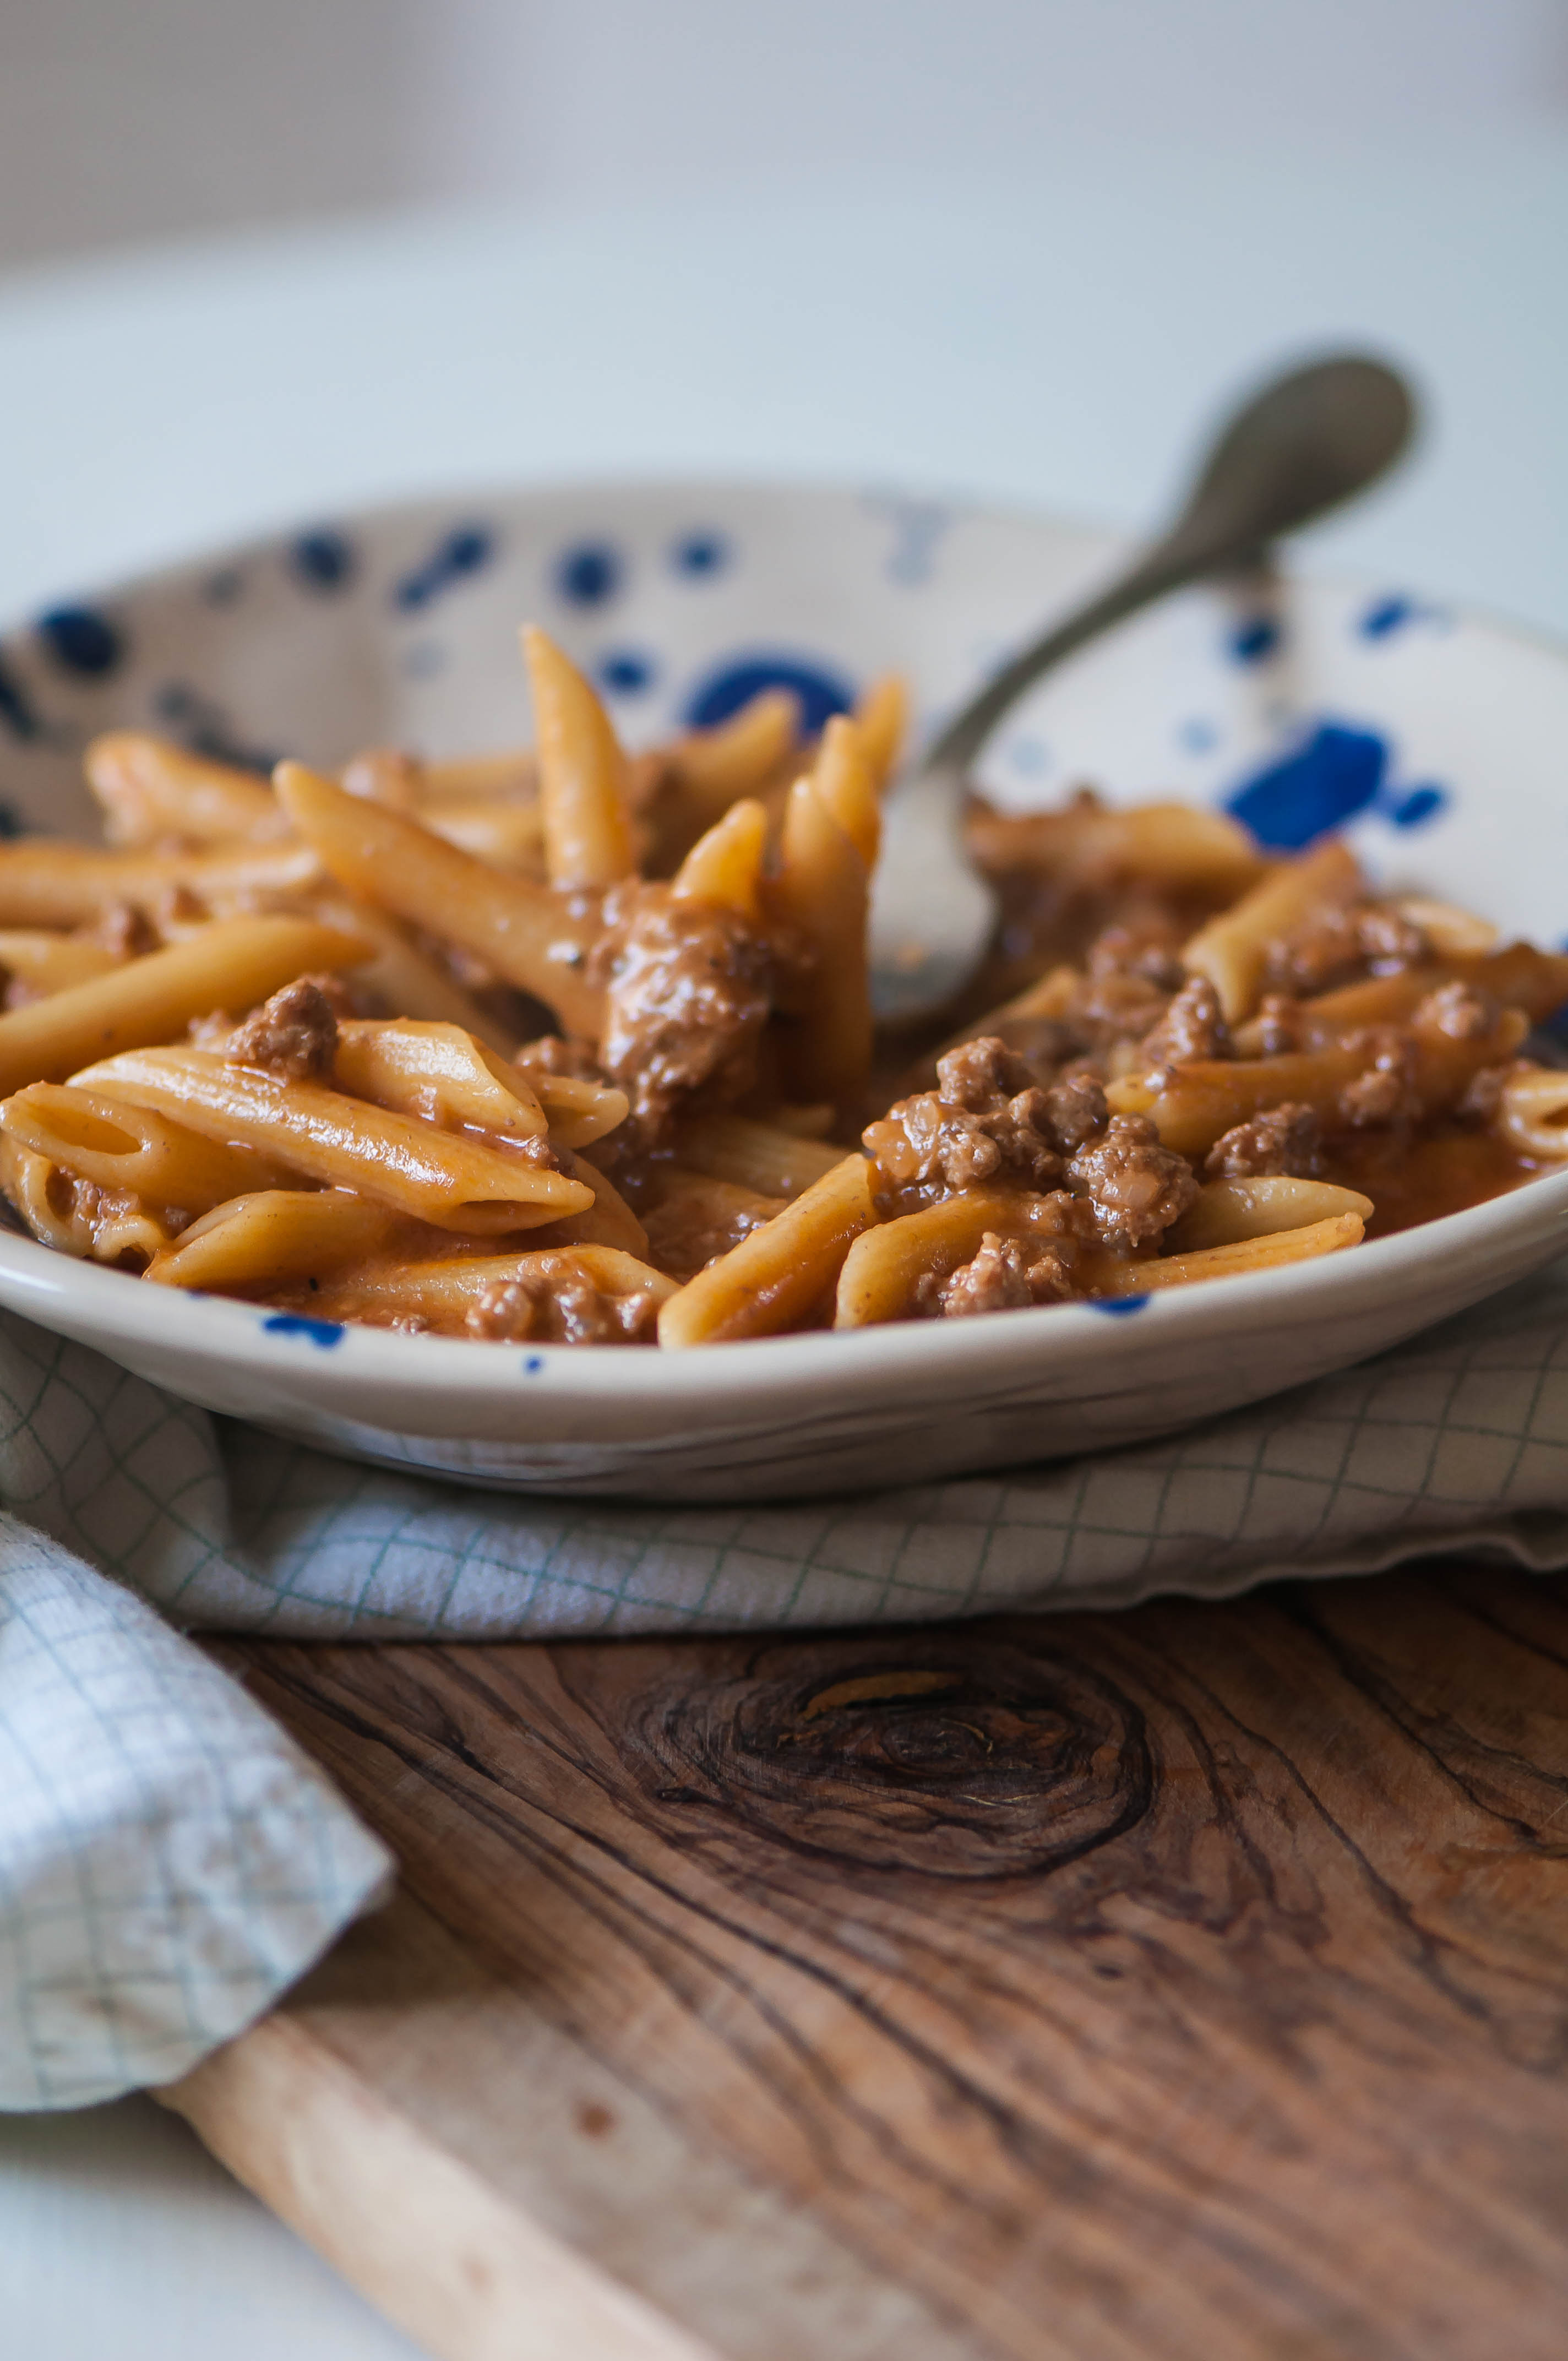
[1,480,1566,1502]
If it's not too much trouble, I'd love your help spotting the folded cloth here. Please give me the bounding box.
[6,1257,1568,2108]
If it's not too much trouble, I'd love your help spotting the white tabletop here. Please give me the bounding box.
[3,142,1566,2356]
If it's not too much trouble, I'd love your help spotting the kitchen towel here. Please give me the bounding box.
[8,1255,1568,2106]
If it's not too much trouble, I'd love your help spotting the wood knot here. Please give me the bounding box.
[635,1633,1150,1878]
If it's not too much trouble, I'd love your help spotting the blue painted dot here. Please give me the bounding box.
[523,1353,545,1374]
[1225,721,1390,851]
[0,802,23,840]
[671,530,730,579]
[1092,1295,1150,1316]
[290,529,356,592]
[262,1313,345,1348]
[1180,718,1219,755]
[597,648,657,697]
[554,541,623,609]
[684,652,856,737]
[395,524,499,612]
[37,606,123,678]
[1389,784,1446,830]
[1229,614,1282,664]
[0,655,40,741]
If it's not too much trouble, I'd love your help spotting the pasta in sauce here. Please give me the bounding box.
[0,626,1564,1347]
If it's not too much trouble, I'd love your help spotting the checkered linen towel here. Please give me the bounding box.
[8,1258,1568,2109]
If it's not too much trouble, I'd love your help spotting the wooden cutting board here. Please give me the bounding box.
[164,1564,1568,2361]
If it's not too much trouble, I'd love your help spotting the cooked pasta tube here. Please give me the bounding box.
[812,714,879,869]
[274,763,602,1035]
[145,1189,400,1292]
[332,1020,549,1138]
[1183,840,1363,1022]
[70,1048,595,1232]
[425,800,546,871]
[304,1243,675,1330]
[967,797,1264,895]
[1241,944,1568,1051]
[0,1136,78,1252]
[519,1071,631,1149]
[673,689,800,817]
[1099,1211,1364,1294]
[765,777,872,1108]
[1166,1176,1375,1253]
[520,627,636,891]
[834,1187,1066,1328]
[420,749,538,803]
[0,1085,284,1212]
[676,1111,846,1199]
[658,1153,876,1345]
[314,897,517,1054]
[853,675,908,791]
[0,839,320,928]
[340,748,421,810]
[531,1148,650,1257]
[1108,1007,1528,1157]
[84,732,291,847]
[0,913,369,1098]
[0,931,123,1000]
[670,797,768,921]
[1498,1069,1568,1160]
[1391,897,1498,956]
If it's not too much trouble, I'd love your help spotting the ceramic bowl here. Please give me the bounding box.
[1,480,1565,1502]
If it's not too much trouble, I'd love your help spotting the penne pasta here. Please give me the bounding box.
[0,1084,283,1213]
[1166,1175,1374,1253]
[85,732,291,847]
[1237,943,1568,1052]
[301,1243,674,1335]
[853,675,908,791]
[69,1047,594,1232]
[670,798,769,921]
[834,1187,1063,1328]
[658,1153,876,1345]
[765,776,872,1109]
[1183,839,1362,1022]
[1100,1211,1365,1293]
[274,762,603,1036]
[146,1189,400,1292]
[0,913,369,1099]
[0,838,320,928]
[532,1148,650,1258]
[0,931,124,1001]
[676,1111,847,1199]
[313,896,518,1054]
[424,801,546,871]
[812,714,880,871]
[521,627,636,891]
[1498,1069,1568,1161]
[672,689,800,816]
[420,749,538,803]
[332,1019,549,1138]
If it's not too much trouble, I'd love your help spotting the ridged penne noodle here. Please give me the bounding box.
[1101,1211,1365,1294]
[0,1085,283,1212]
[0,913,369,1098]
[1498,1069,1568,1160]
[146,1189,400,1292]
[968,797,1264,895]
[1108,1007,1527,1157]
[313,897,518,1054]
[424,801,546,871]
[521,627,636,891]
[835,1187,1064,1328]
[507,1054,632,1149]
[672,689,800,818]
[676,1111,847,1199]
[420,749,538,803]
[659,1154,876,1344]
[1391,897,1498,956]
[274,763,602,1035]
[533,1149,650,1258]
[765,776,872,1108]
[0,931,123,1000]
[853,675,908,790]
[670,797,769,921]
[332,1020,548,1138]
[0,838,320,928]
[85,732,291,847]
[304,1243,674,1330]
[0,1136,77,1251]
[1167,1176,1375,1253]
[812,714,880,869]
[340,748,422,809]
[70,1047,594,1232]
[1237,944,1568,1052]
[1183,839,1362,1022]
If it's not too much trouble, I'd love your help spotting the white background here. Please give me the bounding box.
[1,6,1566,2358]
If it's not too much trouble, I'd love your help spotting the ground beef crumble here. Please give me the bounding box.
[1263,901,1429,997]
[930,1230,1077,1319]
[1205,1102,1324,1180]
[1065,1113,1199,1248]
[1336,1029,1421,1130]
[1414,979,1497,1041]
[1139,973,1231,1067]
[465,1265,658,1344]
[226,977,342,1081]
[587,882,800,1146]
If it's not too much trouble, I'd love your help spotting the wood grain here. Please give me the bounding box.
[171,1566,1568,2361]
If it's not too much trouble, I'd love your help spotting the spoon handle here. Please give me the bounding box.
[923,532,1261,782]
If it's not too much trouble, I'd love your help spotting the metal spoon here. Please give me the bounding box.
[868,351,1417,1023]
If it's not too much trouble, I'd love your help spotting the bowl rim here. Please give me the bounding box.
[2,471,1567,1413]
